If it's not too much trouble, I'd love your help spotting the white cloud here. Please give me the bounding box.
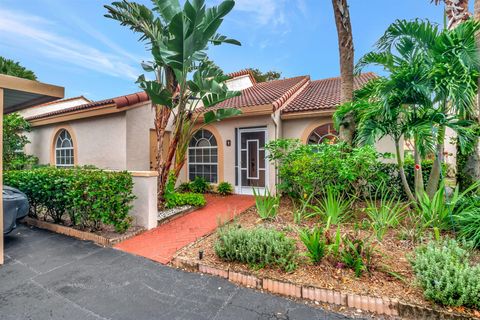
[232,0,307,26]
[233,0,285,26]
[0,8,140,80]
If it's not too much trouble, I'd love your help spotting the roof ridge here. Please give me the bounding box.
[272,76,310,111]
[26,91,149,121]
[31,95,91,108]
[311,72,376,83]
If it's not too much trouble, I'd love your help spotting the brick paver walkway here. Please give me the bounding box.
[114,194,255,264]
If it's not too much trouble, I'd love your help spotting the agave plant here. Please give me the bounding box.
[253,188,280,220]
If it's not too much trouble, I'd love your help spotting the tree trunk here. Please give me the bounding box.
[413,135,425,197]
[395,140,416,203]
[426,124,446,198]
[443,0,471,29]
[332,0,355,145]
[156,67,177,204]
[458,0,480,190]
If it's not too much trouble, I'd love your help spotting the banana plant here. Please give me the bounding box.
[105,0,242,202]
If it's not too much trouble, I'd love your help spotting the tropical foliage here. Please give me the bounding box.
[105,0,242,203]
[3,113,38,170]
[336,19,480,203]
[266,139,383,198]
[0,57,37,80]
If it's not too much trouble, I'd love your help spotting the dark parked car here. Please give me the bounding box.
[3,186,29,234]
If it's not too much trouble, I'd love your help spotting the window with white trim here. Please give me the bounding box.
[188,129,218,183]
[55,129,75,167]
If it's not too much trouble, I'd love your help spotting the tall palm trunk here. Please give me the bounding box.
[427,0,471,198]
[332,0,355,145]
[458,0,480,190]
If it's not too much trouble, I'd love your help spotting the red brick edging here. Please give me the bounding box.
[171,257,476,320]
[22,217,144,247]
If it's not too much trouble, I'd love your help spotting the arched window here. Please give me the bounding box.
[188,129,218,183]
[307,123,338,145]
[55,129,75,167]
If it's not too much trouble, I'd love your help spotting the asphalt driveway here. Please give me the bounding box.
[0,225,363,320]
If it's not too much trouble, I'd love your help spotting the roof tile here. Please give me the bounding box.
[26,92,149,121]
[204,76,309,112]
[281,73,376,114]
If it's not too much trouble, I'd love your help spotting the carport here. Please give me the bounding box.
[0,74,64,264]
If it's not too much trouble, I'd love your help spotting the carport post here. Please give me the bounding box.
[0,87,4,265]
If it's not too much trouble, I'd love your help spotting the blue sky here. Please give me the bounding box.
[0,0,462,100]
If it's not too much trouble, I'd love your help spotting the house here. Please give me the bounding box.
[23,70,397,195]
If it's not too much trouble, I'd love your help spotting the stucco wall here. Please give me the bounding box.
[126,102,155,171]
[26,113,128,170]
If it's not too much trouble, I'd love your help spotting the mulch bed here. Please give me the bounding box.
[175,197,480,319]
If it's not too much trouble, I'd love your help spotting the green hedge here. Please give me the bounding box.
[4,167,135,233]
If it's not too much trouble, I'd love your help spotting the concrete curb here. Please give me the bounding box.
[22,217,144,247]
[171,257,478,319]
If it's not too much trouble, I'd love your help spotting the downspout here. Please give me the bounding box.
[271,109,281,190]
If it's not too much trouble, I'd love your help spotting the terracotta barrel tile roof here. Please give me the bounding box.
[205,76,309,112]
[281,72,376,114]
[26,91,149,121]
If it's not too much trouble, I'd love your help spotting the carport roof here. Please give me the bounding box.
[0,74,64,113]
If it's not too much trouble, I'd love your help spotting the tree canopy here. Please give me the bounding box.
[0,57,37,80]
[249,68,281,83]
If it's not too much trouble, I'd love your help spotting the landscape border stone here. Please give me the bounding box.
[22,217,144,247]
[171,256,479,319]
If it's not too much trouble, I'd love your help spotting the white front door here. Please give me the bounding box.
[236,128,268,195]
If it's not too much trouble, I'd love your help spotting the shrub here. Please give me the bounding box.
[410,239,480,308]
[165,192,206,208]
[164,172,206,208]
[364,185,407,241]
[253,188,279,220]
[3,167,135,232]
[340,235,374,277]
[190,176,211,194]
[177,182,192,193]
[299,226,326,264]
[266,139,382,198]
[216,182,233,196]
[215,226,297,272]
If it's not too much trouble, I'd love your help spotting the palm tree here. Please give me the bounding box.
[457,0,480,189]
[354,19,479,201]
[105,0,242,203]
[331,0,355,145]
